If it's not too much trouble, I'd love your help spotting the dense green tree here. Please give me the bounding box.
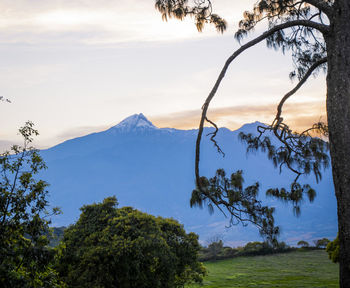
[0,122,62,287]
[155,1,350,286]
[297,240,310,248]
[56,197,205,288]
[326,234,339,263]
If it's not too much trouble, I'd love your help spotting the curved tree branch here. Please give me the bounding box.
[195,19,329,189]
[275,56,327,122]
[238,56,329,188]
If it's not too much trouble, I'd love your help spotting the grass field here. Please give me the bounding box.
[188,250,339,288]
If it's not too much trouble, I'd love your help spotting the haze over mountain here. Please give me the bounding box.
[41,113,337,246]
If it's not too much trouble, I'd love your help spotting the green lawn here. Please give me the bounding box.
[188,250,339,288]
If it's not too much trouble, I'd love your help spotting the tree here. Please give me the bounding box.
[198,236,239,261]
[297,240,310,248]
[0,122,62,287]
[314,237,330,248]
[56,197,206,288]
[326,234,339,263]
[155,0,350,286]
[206,236,224,261]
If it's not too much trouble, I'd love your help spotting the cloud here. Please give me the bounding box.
[284,231,316,245]
[55,124,110,140]
[0,0,222,45]
[0,124,111,153]
[150,100,326,132]
[150,110,202,130]
[0,0,258,45]
[35,124,112,149]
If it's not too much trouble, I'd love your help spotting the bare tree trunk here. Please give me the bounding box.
[326,1,350,286]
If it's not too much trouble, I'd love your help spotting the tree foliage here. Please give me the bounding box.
[155,0,227,33]
[56,197,205,288]
[0,122,61,287]
[191,169,278,242]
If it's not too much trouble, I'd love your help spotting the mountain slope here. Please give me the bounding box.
[41,114,337,246]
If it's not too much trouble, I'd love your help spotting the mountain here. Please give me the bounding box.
[40,114,337,246]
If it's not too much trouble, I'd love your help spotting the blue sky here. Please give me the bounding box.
[0,0,326,150]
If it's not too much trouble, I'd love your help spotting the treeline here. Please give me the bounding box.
[199,238,333,262]
[199,240,292,261]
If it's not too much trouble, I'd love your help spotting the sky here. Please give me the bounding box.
[0,0,327,150]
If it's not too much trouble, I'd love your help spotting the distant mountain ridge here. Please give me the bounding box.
[41,114,337,246]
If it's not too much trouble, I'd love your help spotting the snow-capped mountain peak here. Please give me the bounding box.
[110,113,157,132]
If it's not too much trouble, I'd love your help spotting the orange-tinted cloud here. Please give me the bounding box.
[150,100,327,133]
